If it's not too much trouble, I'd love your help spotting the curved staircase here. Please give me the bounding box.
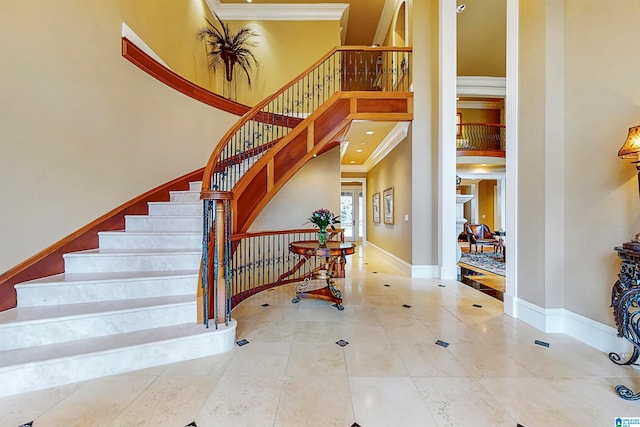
[0,181,235,397]
[0,45,413,396]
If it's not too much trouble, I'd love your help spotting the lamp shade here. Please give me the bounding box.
[618,126,640,159]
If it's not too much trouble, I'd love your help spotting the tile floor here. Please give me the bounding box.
[2,246,640,426]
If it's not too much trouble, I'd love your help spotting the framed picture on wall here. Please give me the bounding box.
[383,187,394,225]
[456,112,463,137]
[372,192,380,223]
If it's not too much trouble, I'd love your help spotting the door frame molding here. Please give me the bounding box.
[340,178,367,242]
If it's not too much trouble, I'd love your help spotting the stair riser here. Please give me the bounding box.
[0,320,236,397]
[98,232,201,250]
[169,191,201,202]
[63,253,201,273]
[148,202,202,216]
[125,216,202,232]
[0,302,196,352]
[16,276,198,307]
[189,181,202,192]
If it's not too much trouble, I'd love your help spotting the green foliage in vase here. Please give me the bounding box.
[306,208,340,230]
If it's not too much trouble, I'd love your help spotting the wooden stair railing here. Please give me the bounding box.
[200,46,413,327]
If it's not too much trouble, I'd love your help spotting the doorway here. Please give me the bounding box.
[340,185,364,243]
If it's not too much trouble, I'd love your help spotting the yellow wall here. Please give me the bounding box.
[367,137,412,263]
[122,5,341,107]
[478,180,496,231]
[122,0,215,93]
[213,20,341,105]
[458,109,501,124]
[456,0,506,77]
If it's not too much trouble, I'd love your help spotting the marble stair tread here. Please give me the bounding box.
[98,230,202,236]
[169,191,201,202]
[97,231,201,248]
[147,201,201,207]
[65,248,201,255]
[0,294,195,325]
[0,322,221,367]
[16,270,198,286]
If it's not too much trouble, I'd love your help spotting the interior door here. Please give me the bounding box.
[341,186,363,242]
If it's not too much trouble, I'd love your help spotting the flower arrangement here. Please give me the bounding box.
[307,208,340,230]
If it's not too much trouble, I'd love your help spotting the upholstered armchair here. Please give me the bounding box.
[465,223,499,253]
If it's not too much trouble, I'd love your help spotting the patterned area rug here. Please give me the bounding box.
[459,251,505,276]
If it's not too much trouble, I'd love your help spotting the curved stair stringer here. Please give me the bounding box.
[231,90,413,234]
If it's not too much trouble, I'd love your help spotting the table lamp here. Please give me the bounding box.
[618,125,640,249]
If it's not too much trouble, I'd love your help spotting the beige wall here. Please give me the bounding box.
[367,137,412,263]
[517,0,640,326]
[517,0,548,307]
[409,0,439,268]
[248,148,340,231]
[0,0,242,272]
[562,0,640,324]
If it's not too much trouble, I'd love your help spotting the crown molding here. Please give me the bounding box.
[206,0,349,21]
[457,99,504,110]
[363,121,410,171]
[373,0,399,46]
[341,164,368,173]
[457,76,506,98]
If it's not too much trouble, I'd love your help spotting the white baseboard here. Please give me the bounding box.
[513,297,631,354]
[364,241,439,278]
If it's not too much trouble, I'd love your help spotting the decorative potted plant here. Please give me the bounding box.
[196,12,259,94]
[307,208,340,247]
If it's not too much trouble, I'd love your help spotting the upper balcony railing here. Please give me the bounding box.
[456,123,505,156]
[201,46,412,194]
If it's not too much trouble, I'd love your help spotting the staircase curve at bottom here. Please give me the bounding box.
[0,181,235,397]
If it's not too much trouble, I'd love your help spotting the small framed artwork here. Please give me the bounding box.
[383,187,394,225]
[456,112,463,137]
[372,192,380,223]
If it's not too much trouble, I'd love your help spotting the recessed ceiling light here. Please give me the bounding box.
[356,149,363,153]
[365,131,374,135]
[360,141,366,145]
[247,0,252,2]
[350,160,355,164]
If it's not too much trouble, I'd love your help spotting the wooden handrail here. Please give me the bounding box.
[121,37,250,116]
[0,168,205,312]
[231,228,345,242]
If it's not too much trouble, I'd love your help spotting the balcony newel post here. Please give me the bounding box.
[200,190,234,328]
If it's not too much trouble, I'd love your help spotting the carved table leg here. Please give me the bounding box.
[327,278,344,311]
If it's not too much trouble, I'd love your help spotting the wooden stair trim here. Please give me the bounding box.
[232,91,413,233]
[201,46,413,192]
[0,169,204,312]
[121,38,250,116]
[456,150,505,158]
